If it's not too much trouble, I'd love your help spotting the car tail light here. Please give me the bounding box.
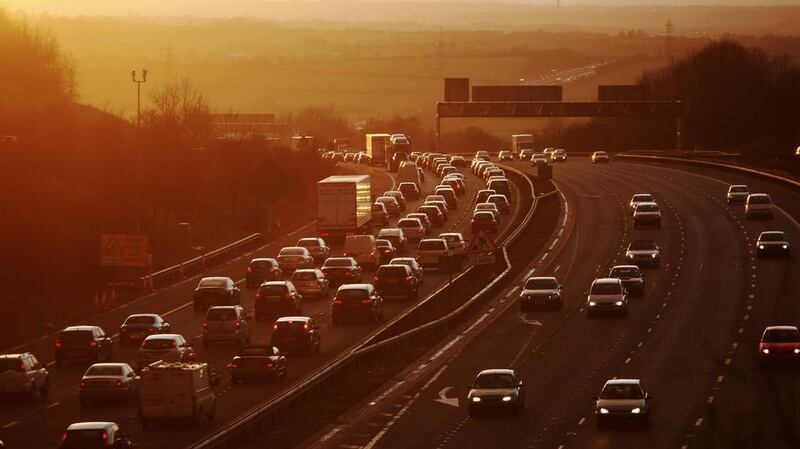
[256,293,261,300]
[172,340,178,348]
[315,281,322,288]
[374,276,379,283]
[89,341,98,347]
[19,361,26,371]
[231,362,239,369]
[285,293,292,300]
[362,298,373,304]
[121,327,128,333]
[115,380,124,388]
[266,362,274,368]
[79,381,87,389]
[270,267,278,273]
[149,326,156,332]
[203,321,208,329]
[273,324,279,330]
[102,431,108,441]
[235,320,241,330]
[346,232,355,236]
[304,323,309,330]
[333,299,343,305]
[55,340,62,349]
[321,232,330,238]
[62,432,68,443]
[247,266,253,273]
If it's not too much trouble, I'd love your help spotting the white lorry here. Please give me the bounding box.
[512,134,535,155]
[317,175,372,240]
[366,133,391,166]
[138,361,217,427]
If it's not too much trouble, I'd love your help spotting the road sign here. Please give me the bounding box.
[470,254,496,265]
[466,230,496,255]
[100,234,149,267]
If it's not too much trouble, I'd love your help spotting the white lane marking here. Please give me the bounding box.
[717,376,725,383]
[428,335,464,362]
[1,421,18,429]
[578,417,586,426]
[46,401,60,409]
[695,417,704,426]
[434,387,459,407]
[707,395,715,404]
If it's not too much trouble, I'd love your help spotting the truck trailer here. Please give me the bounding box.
[512,134,535,155]
[316,175,372,240]
[366,134,390,166]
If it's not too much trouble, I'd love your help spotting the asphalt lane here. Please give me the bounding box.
[0,162,524,448]
[321,157,799,449]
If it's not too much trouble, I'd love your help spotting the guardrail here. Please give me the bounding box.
[189,164,544,449]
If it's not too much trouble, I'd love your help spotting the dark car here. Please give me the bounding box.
[398,182,420,201]
[230,345,287,384]
[471,211,498,234]
[609,265,645,296]
[54,326,113,366]
[389,257,425,284]
[756,231,791,258]
[467,369,525,417]
[477,189,496,204]
[271,316,321,356]
[119,314,171,346]
[374,264,420,300]
[193,277,241,311]
[418,205,444,226]
[407,213,432,235]
[246,258,283,288]
[488,179,512,201]
[254,281,302,321]
[321,257,363,285]
[375,239,397,264]
[332,284,384,325]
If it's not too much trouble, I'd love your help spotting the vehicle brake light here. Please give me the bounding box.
[121,327,128,333]
[304,323,309,330]
[270,267,278,273]
[266,362,274,368]
[149,326,156,332]
[19,361,26,371]
[172,340,178,348]
[62,432,68,442]
[256,293,261,300]
[273,323,279,330]
[55,340,62,348]
[315,281,322,288]
[247,266,253,273]
[115,380,124,388]
[79,381,87,389]
[203,321,208,329]
[362,299,373,304]
[285,293,292,300]
[89,341,98,347]
[333,299,343,305]
[102,431,108,441]
[235,320,241,330]
[231,362,239,369]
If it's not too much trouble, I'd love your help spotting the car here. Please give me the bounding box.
[384,191,407,211]
[389,257,425,284]
[418,205,444,226]
[726,184,750,204]
[254,281,302,321]
[487,178,512,200]
[756,231,790,258]
[245,258,283,288]
[59,422,133,449]
[136,334,195,370]
[474,202,501,220]
[471,211,499,235]
[398,182,420,200]
[441,177,465,195]
[291,268,330,299]
[322,257,363,286]
[542,147,555,158]
[474,150,491,161]
[439,232,467,258]
[487,194,510,214]
[371,203,390,226]
[357,153,372,164]
[230,345,288,384]
[759,326,800,365]
[203,305,251,347]
[332,284,384,324]
[472,160,491,175]
[271,316,321,356]
[745,193,773,219]
[297,237,331,263]
[633,202,662,229]
[119,314,171,346]
[551,148,567,162]
[376,196,401,217]
[484,168,505,181]
[55,326,113,366]
[595,379,651,427]
[375,239,397,264]
[377,228,408,253]
[519,277,563,310]
[407,213,432,235]
[467,369,525,417]
[625,240,661,268]
[424,200,450,221]
[629,194,655,214]
[449,155,468,167]
[417,167,426,183]
[440,166,459,178]
[416,238,456,271]
[433,187,458,209]
[331,152,345,163]
[586,278,628,317]
[498,150,514,161]
[477,162,496,177]
[477,189,497,204]
[277,246,315,273]
[344,234,380,268]
[530,153,548,166]
[592,151,610,163]
[609,265,645,297]
[519,149,534,161]
[0,352,48,398]
[192,277,241,311]
[397,218,426,242]
[374,264,420,300]
[79,363,140,406]
[344,152,356,163]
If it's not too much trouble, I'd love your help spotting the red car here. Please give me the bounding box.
[471,211,498,234]
[759,326,800,365]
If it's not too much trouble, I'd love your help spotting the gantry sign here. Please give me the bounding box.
[436,78,683,150]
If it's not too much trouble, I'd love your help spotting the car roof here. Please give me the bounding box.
[276,316,311,323]
[338,283,372,290]
[390,257,417,263]
[378,228,402,234]
[729,184,748,188]
[298,237,320,242]
[86,363,129,369]
[200,276,231,282]
[0,353,25,359]
[611,265,640,270]
[629,240,657,245]
[62,325,100,332]
[439,232,463,238]
[262,280,291,286]
[749,193,770,197]
[487,194,507,200]
[605,379,641,386]
[593,278,621,284]
[632,194,652,198]
[66,422,116,431]
[477,368,515,376]
[759,231,785,237]
[251,257,278,262]
[207,305,238,310]
[398,182,416,186]
[293,268,320,274]
[144,333,181,340]
[636,202,659,207]
[528,276,557,281]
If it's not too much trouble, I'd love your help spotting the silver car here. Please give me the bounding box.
[756,231,790,258]
[629,194,655,214]
[633,202,662,229]
[595,379,651,427]
[467,369,525,417]
[277,247,315,272]
[79,363,140,405]
[586,278,628,317]
[297,237,330,262]
[291,268,331,299]
[726,184,750,204]
[625,240,661,268]
[519,276,563,310]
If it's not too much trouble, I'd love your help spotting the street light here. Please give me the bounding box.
[132,69,147,234]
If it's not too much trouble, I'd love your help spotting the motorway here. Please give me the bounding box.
[309,157,800,449]
[0,161,523,448]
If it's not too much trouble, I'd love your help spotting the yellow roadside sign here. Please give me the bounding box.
[100,234,149,267]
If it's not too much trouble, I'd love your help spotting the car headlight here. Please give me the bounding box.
[627,254,634,258]
[631,408,641,414]
[783,245,789,249]
[762,348,770,354]
[589,301,597,307]
[502,396,512,402]
[599,408,610,414]
[759,245,765,249]
[794,348,800,354]
[615,301,624,306]
[472,397,481,403]
[651,254,657,258]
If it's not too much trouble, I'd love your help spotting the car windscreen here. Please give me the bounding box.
[297,240,319,248]
[85,365,123,376]
[292,271,318,281]
[473,213,494,222]
[377,197,396,204]
[476,204,496,211]
[251,260,275,270]
[760,233,785,242]
[610,267,640,278]
[206,308,237,321]
[279,248,305,256]
[142,338,175,350]
[274,322,309,334]
[600,384,643,399]
[633,195,653,202]
[730,186,748,193]
[748,195,770,204]
[636,204,659,212]
[337,289,368,301]
[59,331,93,343]
[378,266,407,277]
[125,315,156,325]
[525,279,557,290]
[324,259,353,268]
[62,430,108,449]
[629,241,656,251]
[489,181,509,191]
[376,240,392,248]
[258,285,288,296]
[418,240,446,250]
[198,278,228,288]
[474,373,516,389]
[591,283,622,295]
[0,359,23,372]
[441,235,460,244]
[398,220,420,228]
[372,204,385,211]
[763,329,800,342]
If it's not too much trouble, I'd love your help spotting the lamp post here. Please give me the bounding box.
[132,69,147,234]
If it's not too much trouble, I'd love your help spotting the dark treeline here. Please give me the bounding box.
[540,40,800,157]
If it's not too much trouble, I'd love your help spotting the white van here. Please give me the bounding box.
[344,235,379,268]
[138,361,218,427]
